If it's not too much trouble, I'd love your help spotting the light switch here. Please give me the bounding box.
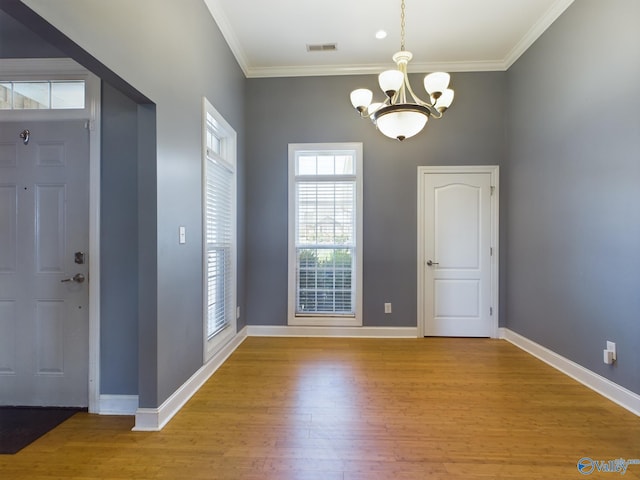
[179,226,186,244]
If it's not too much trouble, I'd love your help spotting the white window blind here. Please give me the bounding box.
[296,181,355,314]
[204,109,235,342]
[289,146,362,322]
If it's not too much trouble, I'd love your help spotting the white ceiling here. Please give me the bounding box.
[204,0,574,78]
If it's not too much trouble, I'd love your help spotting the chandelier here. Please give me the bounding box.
[349,0,454,141]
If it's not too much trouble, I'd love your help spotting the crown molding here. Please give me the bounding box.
[503,0,575,69]
[203,0,250,77]
[204,0,575,79]
[245,59,509,79]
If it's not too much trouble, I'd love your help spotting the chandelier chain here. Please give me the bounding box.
[400,0,406,51]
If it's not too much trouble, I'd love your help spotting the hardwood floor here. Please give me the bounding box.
[2,337,639,479]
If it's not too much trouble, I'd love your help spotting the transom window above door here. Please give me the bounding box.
[0,80,85,110]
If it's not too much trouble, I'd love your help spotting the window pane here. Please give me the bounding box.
[207,247,231,337]
[0,83,11,109]
[317,155,335,175]
[296,247,353,315]
[207,130,221,155]
[298,291,316,313]
[334,291,352,312]
[297,182,354,245]
[297,155,316,175]
[335,155,354,174]
[13,82,49,109]
[50,81,85,109]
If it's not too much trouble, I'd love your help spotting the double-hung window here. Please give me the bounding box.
[203,98,236,360]
[288,143,363,326]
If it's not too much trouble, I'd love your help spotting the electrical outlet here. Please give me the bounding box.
[384,303,392,314]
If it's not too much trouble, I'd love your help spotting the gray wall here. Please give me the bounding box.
[100,82,139,394]
[506,0,640,394]
[245,72,508,327]
[9,0,247,407]
[0,10,63,58]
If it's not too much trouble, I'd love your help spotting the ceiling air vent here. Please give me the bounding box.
[306,43,338,53]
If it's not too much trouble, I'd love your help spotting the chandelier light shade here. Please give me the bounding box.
[349,0,454,141]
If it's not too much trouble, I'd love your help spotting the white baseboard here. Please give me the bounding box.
[500,328,640,417]
[126,325,638,432]
[132,326,248,431]
[98,395,138,415]
[247,325,418,338]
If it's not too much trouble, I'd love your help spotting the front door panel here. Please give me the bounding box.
[0,120,89,406]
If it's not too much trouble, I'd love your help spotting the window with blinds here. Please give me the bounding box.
[203,99,236,360]
[288,144,363,326]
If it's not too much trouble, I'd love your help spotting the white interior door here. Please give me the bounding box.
[421,170,494,337]
[0,120,89,407]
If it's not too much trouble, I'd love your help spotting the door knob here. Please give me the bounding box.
[61,273,85,283]
[19,129,30,145]
[426,260,439,266]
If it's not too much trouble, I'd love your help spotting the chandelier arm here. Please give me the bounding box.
[394,60,410,104]
[356,96,392,119]
[402,70,438,115]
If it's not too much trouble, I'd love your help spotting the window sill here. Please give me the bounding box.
[288,316,362,327]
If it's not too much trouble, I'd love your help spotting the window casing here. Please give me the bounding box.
[288,143,363,326]
[203,98,237,360]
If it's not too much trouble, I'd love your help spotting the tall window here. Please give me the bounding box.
[288,143,363,326]
[203,98,236,360]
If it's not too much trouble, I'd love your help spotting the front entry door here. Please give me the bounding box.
[0,121,89,406]
[421,170,494,337]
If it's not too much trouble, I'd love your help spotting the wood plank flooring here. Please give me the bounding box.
[1,337,639,479]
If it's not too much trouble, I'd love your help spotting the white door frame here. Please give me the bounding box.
[417,165,499,338]
[0,58,101,412]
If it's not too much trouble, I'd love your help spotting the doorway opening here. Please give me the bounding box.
[0,58,101,411]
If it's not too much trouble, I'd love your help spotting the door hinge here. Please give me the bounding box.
[85,120,95,131]
[490,307,493,316]
[490,186,495,196]
[490,247,493,256]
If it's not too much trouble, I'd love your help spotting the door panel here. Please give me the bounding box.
[36,184,66,272]
[434,279,480,317]
[435,184,481,268]
[35,300,65,374]
[0,185,17,271]
[0,121,89,406]
[0,301,16,374]
[424,172,492,337]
